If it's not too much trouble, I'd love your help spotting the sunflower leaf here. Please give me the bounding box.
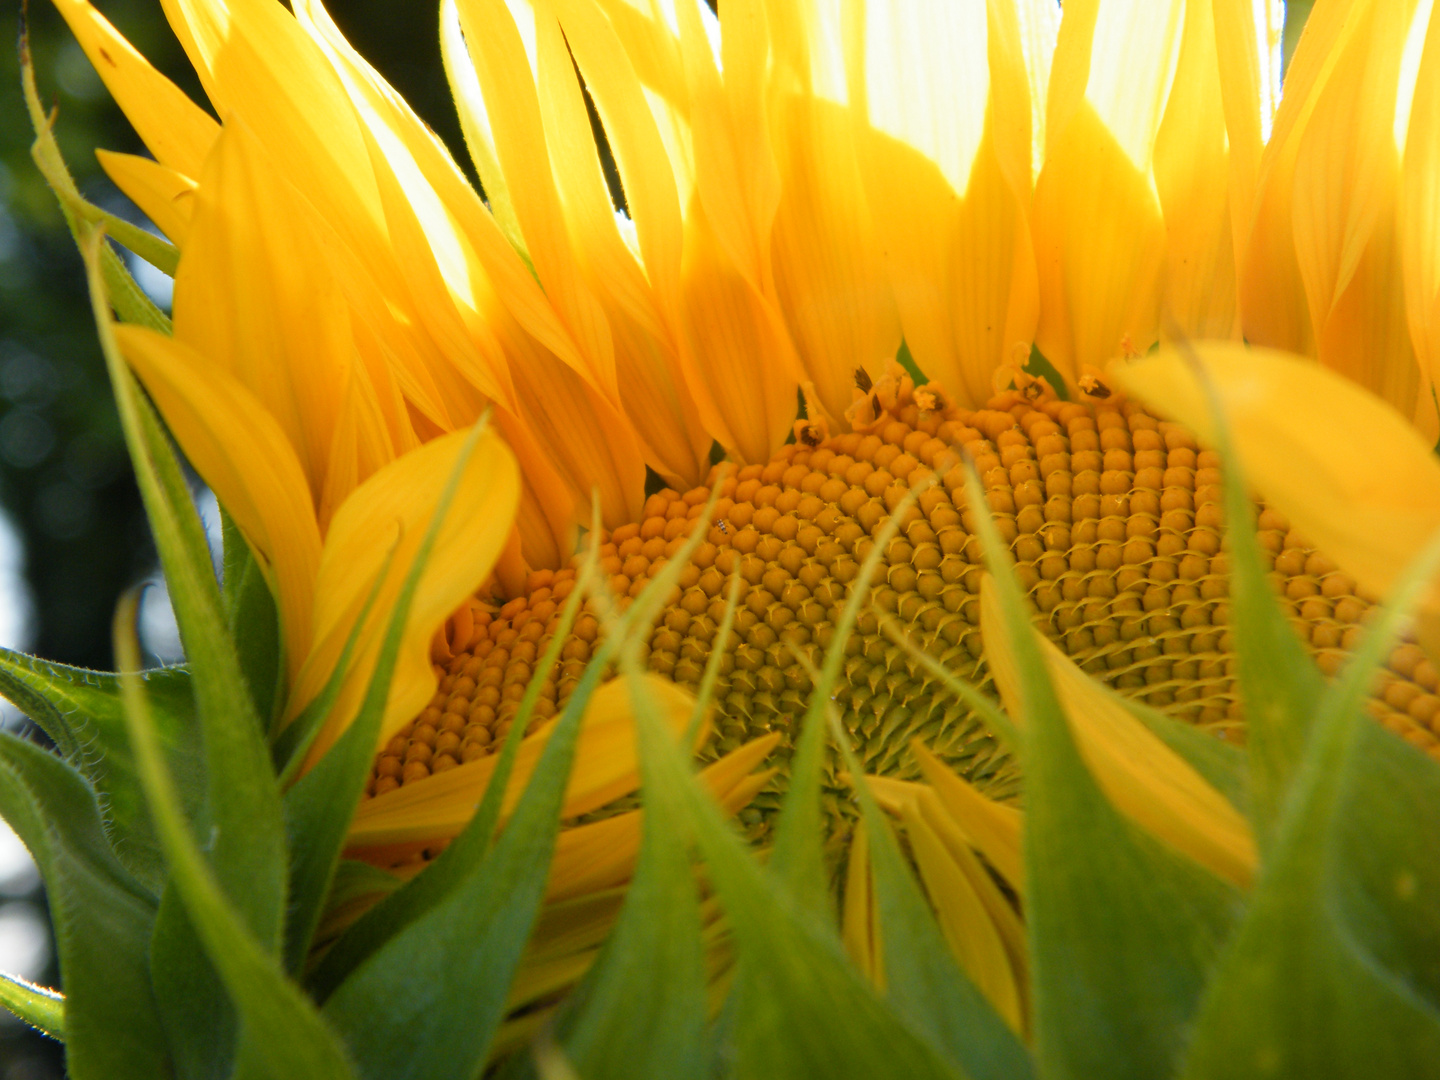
[552,667,709,1080]
[966,468,1242,1080]
[0,731,166,1078]
[320,618,595,1080]
[0,650,203,895]
[113,596,358,1080]
[627,671,967,1080]
[1180,526,1440,1078]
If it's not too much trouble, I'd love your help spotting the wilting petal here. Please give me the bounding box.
[346,675,698,848]
[981,576,1256,888]
[1117,343,1440,647]
[297,426,520,766]
[95,151,197,246]
[115,325,322,683]
[52,0,218,177]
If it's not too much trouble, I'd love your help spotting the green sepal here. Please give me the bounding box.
[626,673,965,1080]
[221,510,283,733]
[967,468,1242,1080]
[320,609,597,1080]
[21,38,173,336]
[1181,527,1440,1078]
[282,420,487,976]
[833,709,1034,1080]
[551,669,709,1080]
[307,538,595,1000]
[0,650,203,895]
[1207,370,1324,844]
[114,597,358,1080]
[0,972,64,1042]
[0,732,166,1079]
[151,891,236,1080]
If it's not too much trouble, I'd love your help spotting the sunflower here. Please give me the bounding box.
[28,0,1440,1064]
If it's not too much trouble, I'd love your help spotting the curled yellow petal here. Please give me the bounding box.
[297,426,520,767]
[980,575,1257,888]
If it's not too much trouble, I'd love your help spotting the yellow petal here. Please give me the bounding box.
[510,338,650,530]
[910,786,1028,995]
[172,121,352,510]
[1116,343,1440,641]
[1402,3,1440,439]
[841,821,883,989]
[95,150,197,246]
[1031,101,1167,373]
[765,2,899,422]
[345,674,696,848]
[1237,0,1367,357]
[297,426,520,766]
[1211,0,1283,261]
[1290,0,1423,416]
[678,202,802,465]
[1154,0,1241,341]
[455,0,619,398]
[52,0,218,176]
[673,0,780,293]
[980,576,1257,888]
[849,0,1034,405]
[1033,0,1186,372]
[114,325,321,683]
[900,800,1024,1033]
[910,740,1025,890]
[529,0,713,487]
[544,735,778,903]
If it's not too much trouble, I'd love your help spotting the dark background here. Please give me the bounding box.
[0,1,1314,1076]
